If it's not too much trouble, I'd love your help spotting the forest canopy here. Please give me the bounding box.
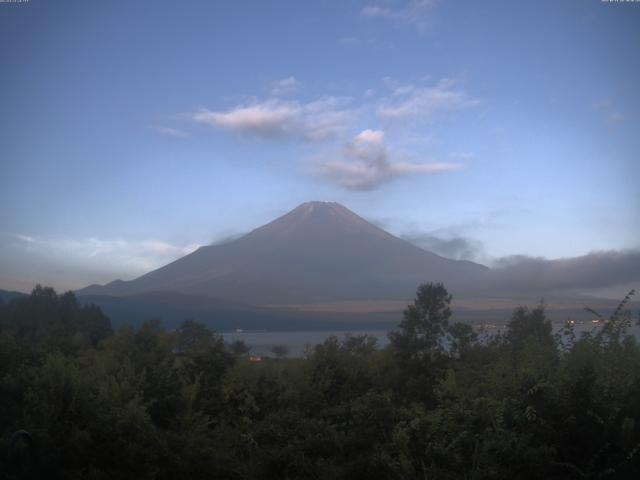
[1,284,639,479]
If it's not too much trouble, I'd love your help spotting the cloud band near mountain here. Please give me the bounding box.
[487,250,640,293]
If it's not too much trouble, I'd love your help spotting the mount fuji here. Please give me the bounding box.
[77,201,488,307]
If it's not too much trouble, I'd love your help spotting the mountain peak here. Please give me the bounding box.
[293,201,347,215]
[246,201,385,240]
[290,201,361,220]
[299,200,340,207]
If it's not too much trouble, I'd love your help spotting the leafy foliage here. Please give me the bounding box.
[1,284,639,479]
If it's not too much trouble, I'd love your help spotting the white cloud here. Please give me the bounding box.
[362,5,393,17]
[593,100,611,110]
[183,75,477,188]
[9,234,199,275]
[593,99,625,125]
[449,152,475,161]
[607,112,625,124]
[340,36,362,46]
[270,76,300,96]
[152,126,190,138]
[192,97,352,141]
[361,1,437,32]
[488,250,640,292]
[401,231,485,261]
[377,78,480,120]
[186,75,477,145]
[317,129,462,190]
[354,128,384,145]
[13,234,35,243]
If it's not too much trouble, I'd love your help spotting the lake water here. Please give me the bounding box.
[222,322,640,358]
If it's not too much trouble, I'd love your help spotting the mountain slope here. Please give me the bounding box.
[77,201,489,305]
[0,289,28,304]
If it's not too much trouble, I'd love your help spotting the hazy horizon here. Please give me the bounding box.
[3,200,637,304]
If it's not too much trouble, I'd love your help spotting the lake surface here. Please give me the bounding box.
[222,322,640,358]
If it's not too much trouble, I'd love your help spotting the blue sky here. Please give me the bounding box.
[1,0,639,291]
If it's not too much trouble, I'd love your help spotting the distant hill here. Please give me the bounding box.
[77,201,488,305]
[0,289,28,304]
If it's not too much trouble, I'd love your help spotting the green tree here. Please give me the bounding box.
[387,283,452,403]
[228,339,251,357]
[448,321,477,359]
[389,282,452,355]
[177,319,215,354]
[506,303,554,348]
